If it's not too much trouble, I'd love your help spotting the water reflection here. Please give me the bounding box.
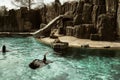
[57,47,120,59]
[54,48,120,80]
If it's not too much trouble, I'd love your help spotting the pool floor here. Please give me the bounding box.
[0,37,120,80]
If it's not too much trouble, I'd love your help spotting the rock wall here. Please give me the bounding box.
[0,0,119,41]
[59,0,118,41]
[117,1,120,36]
[97,14,117,41]
[40,1,78,24]
[82,3,93,23]
[0,7,41,32]
[39,0,118,41]
[0,9,18,32]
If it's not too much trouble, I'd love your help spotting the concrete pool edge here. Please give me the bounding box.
[0,32,33,37]
[36,36,120,51]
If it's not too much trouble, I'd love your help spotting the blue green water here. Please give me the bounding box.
[0,37,120,80]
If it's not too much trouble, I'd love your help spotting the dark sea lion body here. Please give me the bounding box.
[2,45,6,53]
[29,59,52,69]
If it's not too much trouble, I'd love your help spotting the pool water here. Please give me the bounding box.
[0,37,120,80]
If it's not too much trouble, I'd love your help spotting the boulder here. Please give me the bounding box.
[74,1,84,15]
[92,0,105,5]
[40,5,47,24]
[74,24,95,39]
[61,2,71,14]
[64,11,74,17]
[83,0,92,3]
[73,14,82,25]
[117,2,120,36]
[54,0,61,16]
[52,41,69,52]
[97,14,117,41]
[92,5,106,25]
[90,34,100,41]
[70,1,78,13]
[24,21,32,31]
[74,25,85,38]
[65,21,74,27]
[106,0,118,13]
[58,27,64,34]
[81,24,95,39]
[82,3,93,23]
[66,26,75,36]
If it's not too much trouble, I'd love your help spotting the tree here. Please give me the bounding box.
[0,6,8,16]
[11,0,44,10]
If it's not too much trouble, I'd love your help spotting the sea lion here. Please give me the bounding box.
[2,45,6,53]
[29,53,52,69]
[0,45,10,54]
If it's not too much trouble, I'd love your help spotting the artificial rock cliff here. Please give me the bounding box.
[40,0,119,41]
[0,7,41,32]
[0,0,119,41]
